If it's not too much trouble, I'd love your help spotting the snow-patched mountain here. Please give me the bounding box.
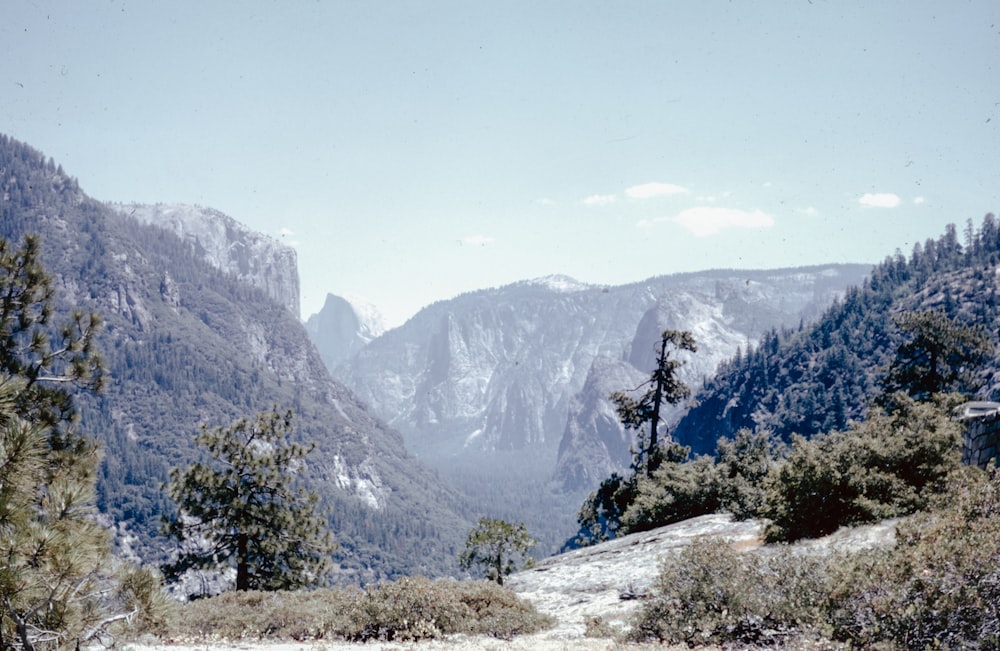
[109,203,301,316]
[306,294,386,370]
[324,267,872,492]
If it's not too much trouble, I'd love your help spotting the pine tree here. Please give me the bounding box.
[0,234,161,650]
[459,518,536,586]
[0,234,103,431]
[163,408,334,592]
[610,330,697,476]
[1,383,165,651]
[880,309,992,402]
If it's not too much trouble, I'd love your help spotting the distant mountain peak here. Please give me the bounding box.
[340,294,387,340]
[519,275,592,292]
[306,293,387,370]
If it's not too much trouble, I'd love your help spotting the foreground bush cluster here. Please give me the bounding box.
[578,395,967,546]
[169,576,552,643]
[631,466,1000,649]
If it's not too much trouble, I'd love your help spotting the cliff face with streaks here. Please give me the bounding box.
[110,202,301,316]
[317,267,871,492]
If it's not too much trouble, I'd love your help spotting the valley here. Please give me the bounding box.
[307,265,871,550]
[3,132,1000,649]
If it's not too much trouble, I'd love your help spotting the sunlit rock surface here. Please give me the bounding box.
[508,513,897,638]
[111,202,301,316]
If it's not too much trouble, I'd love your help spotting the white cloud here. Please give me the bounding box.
[461,234,495,246]
[858,192,901,208]
[583,194,616,206]
[534,197,556,206]
[913,196,926,205]
[279,227,295,237]
[625,182,689,199]
[672,207,775,237]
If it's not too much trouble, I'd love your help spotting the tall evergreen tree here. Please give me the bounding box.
[880,309,992,402]
[0,376,162,651]
[163,408,334,592]
[0,234,103,431]
[0,234,161,651]
[610,330,697,476]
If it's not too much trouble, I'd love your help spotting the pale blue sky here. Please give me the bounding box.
[3,1,999,325]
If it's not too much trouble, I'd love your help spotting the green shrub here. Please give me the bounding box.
[629,538,837,647]
[714,427,784,519]
[170,588,358,640]
[630,467,1000,649]
[577,429,783,544]
[452,579,554,639]
[574,472,639,545]
[620,455,720,533]
[763,397,962,542]
[343,575,468,641]
[830,466,1000,649]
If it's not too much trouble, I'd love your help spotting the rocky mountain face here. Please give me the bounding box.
[109,202,301,316]
[0,134,469,582]
[306,293,386,371]
[320,268,872,496]
[553,269,873,489]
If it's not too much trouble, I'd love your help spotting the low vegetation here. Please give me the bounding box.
[168,576,552,643]
[578,304,989,548]
[762,394,964,542]
[630,466,1000,649]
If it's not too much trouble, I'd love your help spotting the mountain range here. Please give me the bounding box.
[310,264,872,547]
[12,131,990,581]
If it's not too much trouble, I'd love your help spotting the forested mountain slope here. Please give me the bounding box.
[673,218,1000,455]
[0,134,470,583]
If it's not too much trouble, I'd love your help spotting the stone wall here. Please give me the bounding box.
[961,408,1000,468]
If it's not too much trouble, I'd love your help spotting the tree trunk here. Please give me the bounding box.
[647,336,667,477]
[236,532,250,591]
[14,616,33,651]
[494,549,504,586]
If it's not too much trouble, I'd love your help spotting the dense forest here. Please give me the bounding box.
[674,218,1000,455]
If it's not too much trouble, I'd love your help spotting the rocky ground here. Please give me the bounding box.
[505,513,763,639]
[130,514,897,651]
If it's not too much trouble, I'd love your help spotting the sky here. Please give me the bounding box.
[3,1,999,326]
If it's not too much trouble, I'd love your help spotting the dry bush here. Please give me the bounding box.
[170,576,551,643]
